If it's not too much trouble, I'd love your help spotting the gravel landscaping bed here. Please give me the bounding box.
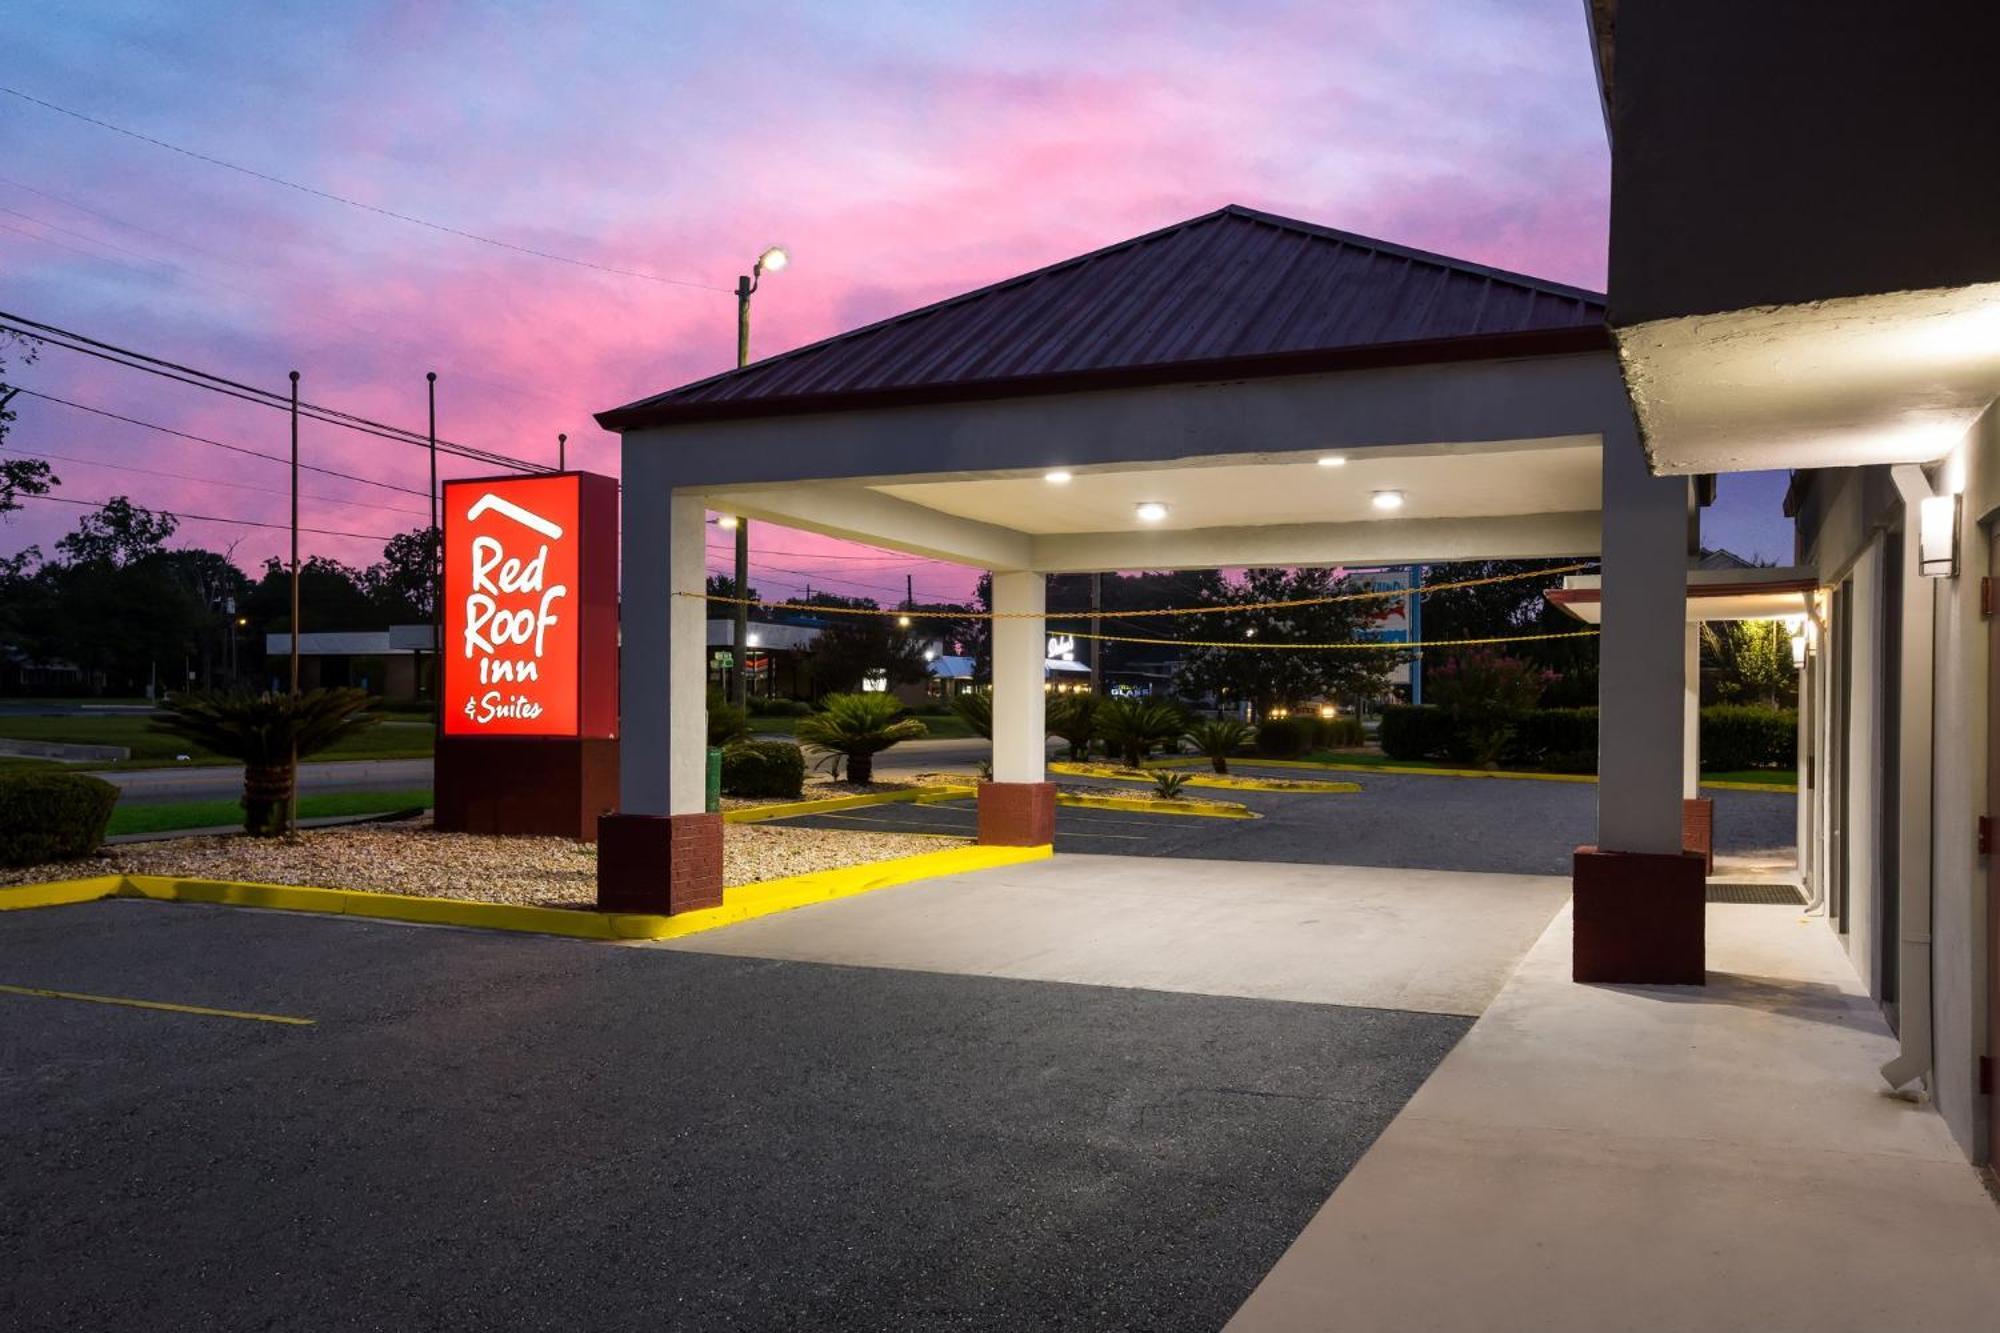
[0,817,961,908]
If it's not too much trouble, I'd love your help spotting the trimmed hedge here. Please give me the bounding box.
[1702,705,1797,772]
[720,740,806,799]
[1313,716,1367,749]
[0,771,119,867]
[1512,707,1599,773]
[1254,717,1314,758]
[1378,705,1455,761]
[747,697,811,718]
[1376,704,1796,773]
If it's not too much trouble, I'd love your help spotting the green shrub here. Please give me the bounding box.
[1254,716,1314,758]
[1150,770,1191,799]
[0,772,119,867]
[1378,705,1452,760]
[720,740,806,798]
[1048,693,1100,760]
[707,690,749,747]
[948,689,993,740]
[1510,708,1599,772]
[747,696,810,717]
[1312,716,1366,749]
[1702,705,1797,771]
[796,693,927,784]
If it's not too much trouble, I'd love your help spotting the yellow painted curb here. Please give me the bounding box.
[1153,754,1797,792]
[1151,755,1598,784]
[0,844,1054,944]
[1049,762,1359,794]
[723,785,975,824]
[1055,792,1257,820]
[0,875,124,910]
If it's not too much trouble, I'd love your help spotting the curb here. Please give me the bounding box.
[1050,762,1359,794]
[723,785,975,824]
[1055,792,1257,819]
[1150,755,1793,792]
[0,844,1052,943]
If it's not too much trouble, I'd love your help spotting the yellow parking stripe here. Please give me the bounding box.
[0,982,315,1026]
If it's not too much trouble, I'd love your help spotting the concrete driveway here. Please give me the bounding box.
[665,852,1569,1016]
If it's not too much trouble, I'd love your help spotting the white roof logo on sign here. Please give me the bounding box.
[465,492,564,540]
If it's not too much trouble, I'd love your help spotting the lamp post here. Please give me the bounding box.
[729,244,788,709]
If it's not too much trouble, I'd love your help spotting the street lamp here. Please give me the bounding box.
[729,244,790,708]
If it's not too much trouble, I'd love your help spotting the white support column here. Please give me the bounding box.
[617,445,707,817]
[1684,622,1702,799]
[990,571,1047,784]
[1597,423,1689,854]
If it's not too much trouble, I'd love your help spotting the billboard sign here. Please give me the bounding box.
[442,472,617,738]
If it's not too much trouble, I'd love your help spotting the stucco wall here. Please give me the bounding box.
[1928,402,1997,1160]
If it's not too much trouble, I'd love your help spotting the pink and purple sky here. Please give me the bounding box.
[2,0,1790,603]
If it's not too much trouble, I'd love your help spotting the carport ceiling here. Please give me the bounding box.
[875,439,1601,535]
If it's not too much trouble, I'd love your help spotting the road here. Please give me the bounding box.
[82,737,1015,806]
[87,758,435,805]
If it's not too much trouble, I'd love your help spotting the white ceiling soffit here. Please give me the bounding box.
[1619,281,2000,476]
[871,440,1601,536]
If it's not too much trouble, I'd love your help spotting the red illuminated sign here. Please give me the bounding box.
[442,472,617,739]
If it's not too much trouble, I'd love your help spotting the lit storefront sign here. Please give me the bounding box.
[442,473,618,738]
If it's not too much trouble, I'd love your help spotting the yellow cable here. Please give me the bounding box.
[682,561,1597,620]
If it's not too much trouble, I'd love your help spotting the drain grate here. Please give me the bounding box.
[1706,881,1805,905]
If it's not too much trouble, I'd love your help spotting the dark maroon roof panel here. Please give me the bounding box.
[599,204,1607,430]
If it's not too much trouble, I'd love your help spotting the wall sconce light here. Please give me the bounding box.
[1785,616,1807,669]
[1919,493,1961,577]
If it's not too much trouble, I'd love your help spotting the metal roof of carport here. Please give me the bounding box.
[598,204,1609,431]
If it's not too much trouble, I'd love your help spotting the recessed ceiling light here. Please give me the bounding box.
[1043,470,1073,485]
[1371,490,1405,511]
[1316,456,1347,468]
[1135,501,1169,523]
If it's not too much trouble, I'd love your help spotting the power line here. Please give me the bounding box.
[0,173,590,419]
[0,309,549,472]
[15,491,395,542]
[13,389,432,498]
[1,85,730,293]
[1,445,431,519]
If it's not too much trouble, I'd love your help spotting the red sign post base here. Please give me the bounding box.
[434,735,618,842]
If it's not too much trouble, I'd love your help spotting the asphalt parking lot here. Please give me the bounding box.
[778,767,1797,875]
[0,898,1469,1332]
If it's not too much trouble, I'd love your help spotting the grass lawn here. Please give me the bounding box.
[0,715,435,769]
[0,755,61,773]
[749,713,979,741]
[106,788,435,837]
[1279,749,1797,787]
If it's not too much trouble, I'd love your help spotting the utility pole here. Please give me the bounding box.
[288,369,301,836]
[1089,571,1103,695]
[730,244,788,709]
[558,432,567,471]
[427,372,440,714]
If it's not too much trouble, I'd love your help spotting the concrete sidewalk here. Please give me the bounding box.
[1228,902,2000,1332]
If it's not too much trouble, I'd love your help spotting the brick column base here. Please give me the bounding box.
[1573,846,1707,984]
[977,781,1056,847]
[596,812,724,914]
[1681,797,1715,874]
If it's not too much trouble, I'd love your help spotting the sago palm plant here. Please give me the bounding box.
[153,688,378,835]
[1092,698,1186,768]
[1184,717,1252,774]
[1046,692,1099,760]
[796,692,928,785]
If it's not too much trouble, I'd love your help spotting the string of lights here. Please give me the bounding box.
[685,560,1595,620]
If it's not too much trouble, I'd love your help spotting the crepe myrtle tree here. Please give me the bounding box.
[1173,567,1404,719]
